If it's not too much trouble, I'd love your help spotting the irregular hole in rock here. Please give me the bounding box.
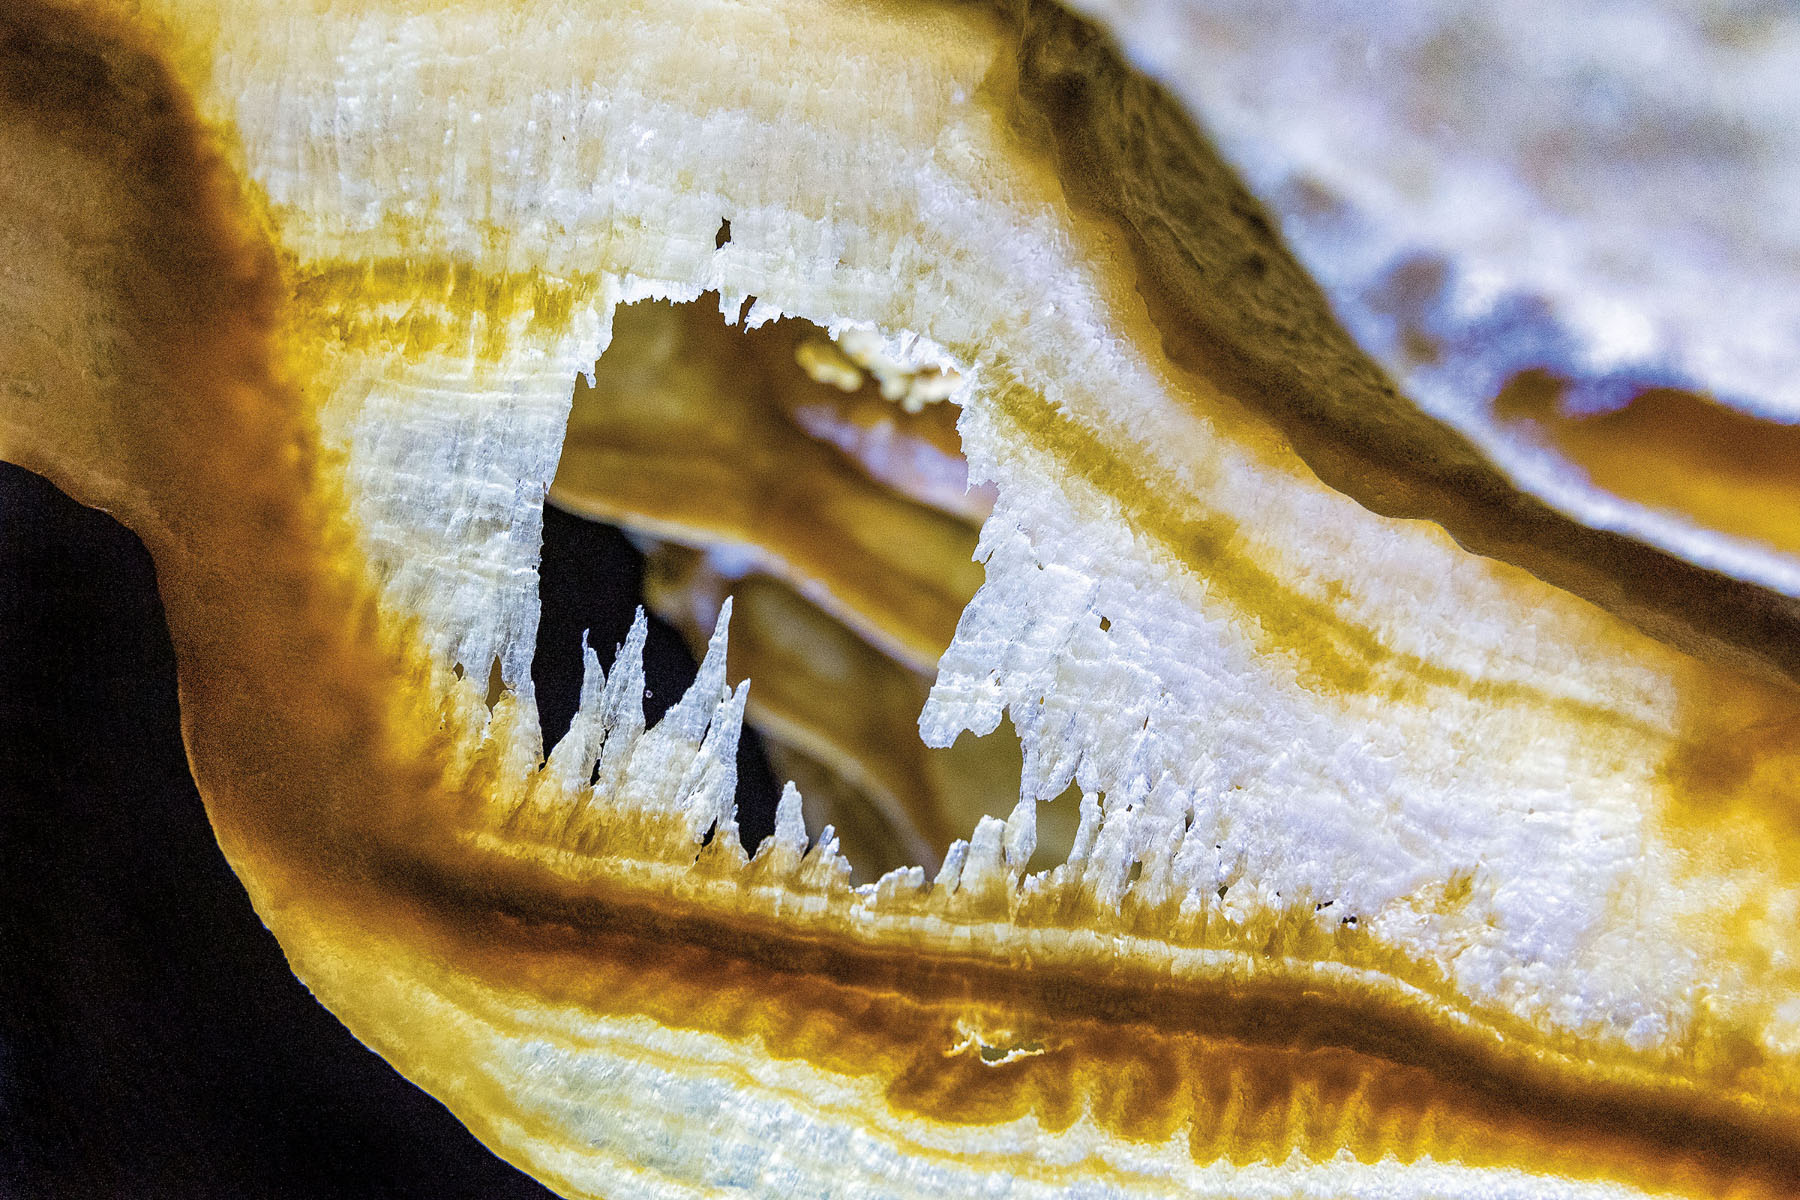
[548,296,1080,879]
[482,658,507,710]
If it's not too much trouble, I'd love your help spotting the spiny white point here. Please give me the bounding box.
[678,680,750,843]
[1002,796,1037,871]
[598,611,649,732]
[796,822,851,892]
[934,838,970,891]
[576,632,604,710]
[664,597,733,743]
[615,602,729,812]
[590,609,649,798]
[1063,791,1102,872]
[963,814,1009,887]
[772,781,808,854]
[869,865,927,906]
[541,633,607,796]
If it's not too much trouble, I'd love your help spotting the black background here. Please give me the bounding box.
[0,461,781,1198]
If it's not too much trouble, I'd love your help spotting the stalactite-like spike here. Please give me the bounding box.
[1084,777,1149,910]
[795,824,851,892]
[617,602,733,812]
[590,609,649,802]
[1002,795,1036,871]
[771,780,807,855]
[1062,790,1102,874]
[678,679,749,849]
[933,837,970,892]
[959,813,1009,894]
[542,633,607,799]
[664,596,733,744]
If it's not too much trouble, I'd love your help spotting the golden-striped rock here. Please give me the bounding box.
[5,1,1800,1198]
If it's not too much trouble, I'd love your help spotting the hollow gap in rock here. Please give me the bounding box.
[482,657,507,709]
[547,295,1079,880]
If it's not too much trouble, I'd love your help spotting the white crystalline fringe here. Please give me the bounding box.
[501,469,1184,921]
[514,597,1133,902]
[515,600,862,878]
[404,318,1335,961]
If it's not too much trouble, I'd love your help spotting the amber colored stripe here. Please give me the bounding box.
[339,840,1800,1199]
[1498,372,1800,562]
[986,378,1672,741]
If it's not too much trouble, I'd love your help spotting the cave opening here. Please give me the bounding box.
[537,296,1079,880]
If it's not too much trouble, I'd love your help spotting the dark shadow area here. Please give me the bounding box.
[0,462,777,1198]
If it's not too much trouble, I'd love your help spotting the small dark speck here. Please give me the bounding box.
[715,218,732,250]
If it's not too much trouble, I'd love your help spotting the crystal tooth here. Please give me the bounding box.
[959,814,1010,893]
[933,838,970,892]
[795,825,850,892]
[541,633,607,801]
[771,781,808,856]
[676,680,749,850]
[749,780,810,880]
[618,603,733,812]
[589,609,649,802]
[664,596,733,745]
[869,865,927,907]
[1084,777,1151,909]
[1062,790,1103,874]
[1002,796,1037,872]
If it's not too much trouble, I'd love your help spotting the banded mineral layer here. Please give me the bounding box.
[4,1,1800,1197]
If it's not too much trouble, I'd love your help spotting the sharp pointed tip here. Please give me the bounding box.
[698,598,732,675]
[774,780,807,851]
[1003,796,1037,870]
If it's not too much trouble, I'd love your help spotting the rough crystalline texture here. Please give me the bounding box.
[5,0,1800,1198]
[549,298,1037,877]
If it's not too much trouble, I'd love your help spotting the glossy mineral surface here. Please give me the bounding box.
[4,1,1800,1197]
